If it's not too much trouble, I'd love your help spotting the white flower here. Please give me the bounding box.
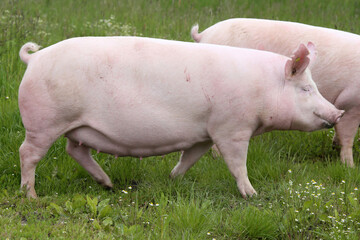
[288,169,292,173]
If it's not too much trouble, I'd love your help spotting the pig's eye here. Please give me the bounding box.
[302,85,311,92]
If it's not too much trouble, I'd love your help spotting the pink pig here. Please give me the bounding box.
[192,18,360,167]
[19,37,343,198]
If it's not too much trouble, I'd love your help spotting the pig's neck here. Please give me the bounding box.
[253,88,294,135]
[253,114,293,136]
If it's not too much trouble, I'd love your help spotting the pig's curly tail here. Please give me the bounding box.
[19,42,41,64]
[191,24,202,43]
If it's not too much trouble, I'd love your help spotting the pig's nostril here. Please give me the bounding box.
[335,110,345,124]
[335,116,342,124]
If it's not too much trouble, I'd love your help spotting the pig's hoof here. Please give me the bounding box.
[237,182,257,199]
[97,177,113,189]
[240,190,257,199]
[343,160,355,168]
[169,170,185,179]
[169,172,181,179]
[20,185,37,199]
[25,190,38,199]
[101,181,113,189]
[169,167,182,179]
[103,183,113,189]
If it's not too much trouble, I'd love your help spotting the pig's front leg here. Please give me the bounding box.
[333,109,360,167]
[216,134,257,199]
[170,141,213,178]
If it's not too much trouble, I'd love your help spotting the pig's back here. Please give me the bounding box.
[24,36,284,108]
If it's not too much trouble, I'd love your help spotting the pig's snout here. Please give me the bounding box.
[321,110,345,129]
[314,109,345,129]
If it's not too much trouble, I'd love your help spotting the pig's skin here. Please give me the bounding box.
[191,18,360,167]
[18,37,342,198]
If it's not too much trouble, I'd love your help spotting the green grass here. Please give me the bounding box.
[1,0,360,239]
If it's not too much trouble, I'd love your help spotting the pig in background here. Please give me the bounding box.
[191,18,360,167]
[18,37,343,199]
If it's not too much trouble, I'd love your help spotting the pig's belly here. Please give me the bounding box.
[65,125,209,157]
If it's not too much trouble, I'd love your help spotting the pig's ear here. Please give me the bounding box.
[285,43,310,79]
[306,41,317,68]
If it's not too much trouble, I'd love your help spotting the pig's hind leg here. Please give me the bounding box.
[20,131,58,198]
[170,141,213,178]
[66,139,113,188]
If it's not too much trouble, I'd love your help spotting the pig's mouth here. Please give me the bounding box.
[322,120,335,129]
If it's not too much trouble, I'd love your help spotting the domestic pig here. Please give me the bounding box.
[191,18,360,167]
[18,37,343,198]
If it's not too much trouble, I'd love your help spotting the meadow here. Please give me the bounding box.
[1,0,360,239]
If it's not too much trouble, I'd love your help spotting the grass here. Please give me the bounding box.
[1,0,360,239]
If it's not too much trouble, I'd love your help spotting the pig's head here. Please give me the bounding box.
[282,42,344,131]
